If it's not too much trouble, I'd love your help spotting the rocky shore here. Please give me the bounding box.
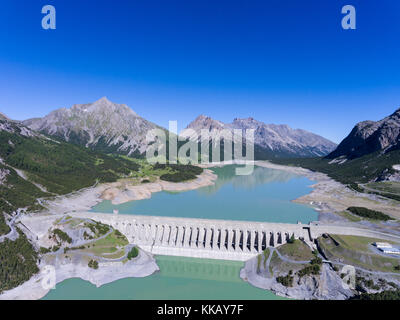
[101,169,218,205]
[0,248,159,300]
[40,169,217,217]
[240,255,354,300]
[254,161,400,220]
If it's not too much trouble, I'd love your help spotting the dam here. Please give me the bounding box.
[70,212,400,261]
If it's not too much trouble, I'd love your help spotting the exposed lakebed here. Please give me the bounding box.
[92,165,318,223]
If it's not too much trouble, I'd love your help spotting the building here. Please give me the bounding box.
[373,242,392,249]
[380,248,400,255]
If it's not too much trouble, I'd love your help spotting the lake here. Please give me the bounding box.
[91,165,318,223]
[44,165,317,299]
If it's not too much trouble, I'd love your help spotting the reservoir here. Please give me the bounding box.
[44,165,317,299]
[91,165,318,223]
[43,255,284,300]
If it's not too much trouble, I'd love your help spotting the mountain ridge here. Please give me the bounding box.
[327,108,400,160]
[23,97,161,156]
[186,115,337,158]
[273,107,400,184]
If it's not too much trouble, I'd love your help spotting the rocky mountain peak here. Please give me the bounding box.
[327,108,400,159]
[69,97,138,117]
[187,115,225,131]
[22,98,159,155]
[186,115,337,158]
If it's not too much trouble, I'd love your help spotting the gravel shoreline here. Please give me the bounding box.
[0,249,159,300]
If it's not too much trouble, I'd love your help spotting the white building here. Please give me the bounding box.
[374,242,392,249]
[380,248,400,255]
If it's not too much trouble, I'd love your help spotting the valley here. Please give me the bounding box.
[1,100,400,300]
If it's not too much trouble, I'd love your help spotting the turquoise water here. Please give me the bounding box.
[43,255,283,300]
[92,165,318,223]
[44,165,316,299]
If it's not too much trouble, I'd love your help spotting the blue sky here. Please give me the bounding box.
[0,0,400,143]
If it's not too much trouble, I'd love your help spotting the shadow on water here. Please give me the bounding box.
[156,255,243,283]
[200,165,300,194]
[43,255,285,300]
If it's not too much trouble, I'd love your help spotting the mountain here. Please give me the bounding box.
[0,114,141,217]
[186,115,337,158]
[23,97,161,156]
[327,108,400,160]
[274,108,400,185]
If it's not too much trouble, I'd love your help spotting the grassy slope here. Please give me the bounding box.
[272,150,400,205]
[273,150,400,184]
[0,123,140,293]
[272,150,400,185]
[278,240,315,261]
[0,130,140,195]
[0,129,140,215]
[318,235,400,273]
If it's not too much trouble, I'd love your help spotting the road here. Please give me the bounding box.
[263,247,400,278]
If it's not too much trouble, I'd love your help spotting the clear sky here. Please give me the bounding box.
[0,0,400,143]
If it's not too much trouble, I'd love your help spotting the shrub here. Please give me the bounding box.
[276,274,294,287]
[287,234,295,244]
[88,259,99,269]
[347,207,392,221]
[127,247,139,260]
[297,264,321,278]
[39,246,51,254]
[52,228,72,244]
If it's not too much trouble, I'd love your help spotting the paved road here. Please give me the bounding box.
[0,211,21,243]
[268,247,400,278]
[326,260,400,277]
[45,221,114,256]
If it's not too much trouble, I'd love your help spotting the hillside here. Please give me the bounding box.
[273,108,400,197]
[0,114,145,293]
[274,149,400,185]
[327,108,400,160]
[0,115,142,219]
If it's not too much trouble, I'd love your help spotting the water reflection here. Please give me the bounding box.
[156,255,242,283]
[91,165,318,223]
[199,165,300,194]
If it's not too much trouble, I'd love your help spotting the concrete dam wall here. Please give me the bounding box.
[77,213,313,261]
[22,212,400,262]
